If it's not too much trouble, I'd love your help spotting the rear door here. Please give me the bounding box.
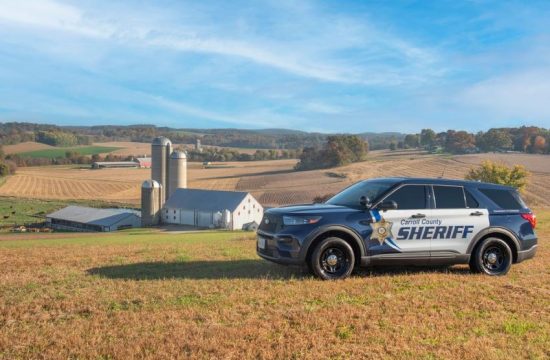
[370,184,431,258]
[430,185,489,255]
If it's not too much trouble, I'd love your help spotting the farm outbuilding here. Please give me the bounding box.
[136,157,152,168]
[91,161,139,169]
[46,206,141,232]
[162,188,263,230]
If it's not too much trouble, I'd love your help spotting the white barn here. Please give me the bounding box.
[162,188,263,230]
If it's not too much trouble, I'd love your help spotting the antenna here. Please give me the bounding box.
[440,163,447,178]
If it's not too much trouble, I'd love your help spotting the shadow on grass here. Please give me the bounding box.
[87,259,306,280]
[88,259,472,281]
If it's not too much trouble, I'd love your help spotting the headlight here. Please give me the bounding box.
[282,216,322,226]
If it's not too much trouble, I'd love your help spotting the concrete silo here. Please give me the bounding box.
[141,180,161,226]
[151,136,172,201]
[168,151,187,198]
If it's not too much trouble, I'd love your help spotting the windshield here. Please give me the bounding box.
[326,180,397,209]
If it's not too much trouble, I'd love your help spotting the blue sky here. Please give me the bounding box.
[0,0,549,133]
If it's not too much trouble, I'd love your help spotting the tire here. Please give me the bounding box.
[309,237,355,280]
[470,237,512,276]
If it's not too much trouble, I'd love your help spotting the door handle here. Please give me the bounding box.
[411,213,426,219]
[470,211,484,216]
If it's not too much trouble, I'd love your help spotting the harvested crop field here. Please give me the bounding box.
[3,141,54,154]
[0,153,549,207]
[0,210,548,359]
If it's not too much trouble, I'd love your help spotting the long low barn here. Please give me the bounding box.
[91,161,139,169]
[162,188,263,230]
[47,206,141,232]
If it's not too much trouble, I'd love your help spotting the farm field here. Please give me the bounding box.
[0,152,549,207]
[2,141,54,154]
[0,210,548,359]
[17,146,121,158]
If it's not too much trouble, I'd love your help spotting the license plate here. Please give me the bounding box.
[258,237,266,249]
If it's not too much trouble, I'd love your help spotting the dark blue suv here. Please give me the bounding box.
[257,178,537,280]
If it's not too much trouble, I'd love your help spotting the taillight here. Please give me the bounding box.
[521,213,536,229]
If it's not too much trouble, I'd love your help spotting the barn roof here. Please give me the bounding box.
[47,206,140,227]
[165,188,251,212]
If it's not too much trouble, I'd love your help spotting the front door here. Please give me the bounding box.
[368,185,431,260]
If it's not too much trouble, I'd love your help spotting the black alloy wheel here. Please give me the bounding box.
[310,237,355,280]
[471,237,512,276]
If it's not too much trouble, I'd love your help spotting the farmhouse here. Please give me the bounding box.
[162,188,263,230]
[46,206,141,232]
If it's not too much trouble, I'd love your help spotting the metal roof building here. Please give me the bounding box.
[91,161,139,169]
[46,206,141,232]
[163,188,263,230]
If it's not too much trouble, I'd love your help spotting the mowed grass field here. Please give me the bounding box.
[0,211,548,359]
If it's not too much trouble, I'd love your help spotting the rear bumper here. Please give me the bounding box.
[516,245,537,263]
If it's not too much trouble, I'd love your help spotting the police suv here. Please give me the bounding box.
[257,178,537,280]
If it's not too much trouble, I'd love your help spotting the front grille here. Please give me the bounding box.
[259,213,282,233]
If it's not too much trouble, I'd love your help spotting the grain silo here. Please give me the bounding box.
[141,180,161,226]
[151,136,172,201]
[168,151,187,197]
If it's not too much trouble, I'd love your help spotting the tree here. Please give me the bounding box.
[476,129,513,152]
[445,130,476,153]
[403,134,420,148]
[465,161,529,191]
[389,142,397,151]
[295,135,368,171]
[0,162,10,177]
[531,135,546,154]
[420,129,436,148]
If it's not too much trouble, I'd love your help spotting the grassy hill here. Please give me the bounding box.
[0,211,548,358]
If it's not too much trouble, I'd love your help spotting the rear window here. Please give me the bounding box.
[384,185,427,210]
[479,188,524,210]
[433,186,465,209]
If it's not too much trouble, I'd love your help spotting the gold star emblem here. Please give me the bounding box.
[371,219,394,245]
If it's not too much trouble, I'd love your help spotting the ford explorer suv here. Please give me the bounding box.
[257,178,537,280]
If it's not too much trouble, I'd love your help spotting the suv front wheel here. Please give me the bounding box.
[310,237,355,280]
[470,237,513,276]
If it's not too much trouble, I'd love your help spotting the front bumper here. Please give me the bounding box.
[256,231,303,265]
[516,245,537,263]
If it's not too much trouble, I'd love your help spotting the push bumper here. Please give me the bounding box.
[516,245,537,263]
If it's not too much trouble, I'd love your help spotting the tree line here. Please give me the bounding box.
[396,127,549,154]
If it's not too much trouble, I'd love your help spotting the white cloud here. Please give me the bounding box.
[0,0,441,86]
[460,68,550,120]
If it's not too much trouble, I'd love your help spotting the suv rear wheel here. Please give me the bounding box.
[310,237,355,280]
[470,237,512,276]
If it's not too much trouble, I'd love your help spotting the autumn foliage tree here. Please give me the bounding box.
[465,161,530,191]
[296,135,368,171]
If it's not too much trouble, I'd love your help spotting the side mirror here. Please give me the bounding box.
[377,200,398,211]
[359,196,371,208]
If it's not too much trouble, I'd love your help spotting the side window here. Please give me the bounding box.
[465,190,479,208]
[479,188,523,210]
[433,186,466,209]
[384,185,427,210]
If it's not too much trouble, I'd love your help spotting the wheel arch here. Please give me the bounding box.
[468,227,520,263]
[304,226,365,266]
